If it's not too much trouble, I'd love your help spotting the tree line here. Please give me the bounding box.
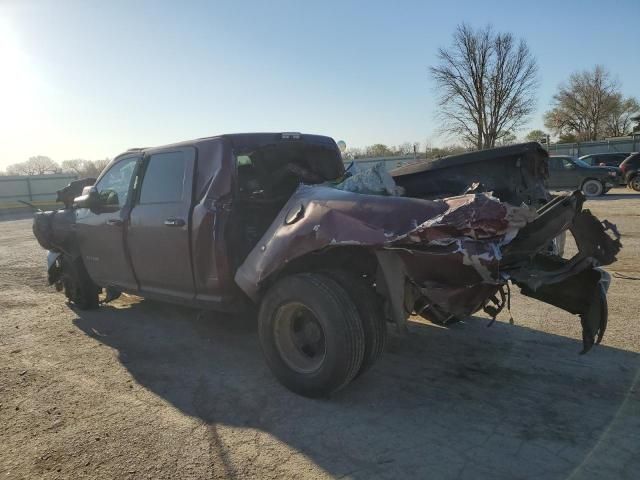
[344,143,469,160]
[3,157,110,177]
[430,24,639,149]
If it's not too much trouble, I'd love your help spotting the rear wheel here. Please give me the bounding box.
[258,273,365,397]
[629,175,640,192]
[581,179,604,197]
[322,270,386,378]
[60,255,100,310]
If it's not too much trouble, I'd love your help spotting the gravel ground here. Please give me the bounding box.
[1,189,639,479]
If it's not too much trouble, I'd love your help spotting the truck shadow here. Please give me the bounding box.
[590,192,640,201]
[72,297,640,479]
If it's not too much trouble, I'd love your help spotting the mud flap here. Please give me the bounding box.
[517,268,610,354]
[46,251,62,286]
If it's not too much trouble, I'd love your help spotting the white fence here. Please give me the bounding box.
[0,174,77,206]
[344,155,420,172]
[546,135,640,157]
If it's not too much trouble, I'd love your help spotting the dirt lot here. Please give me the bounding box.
[1,189,639,479]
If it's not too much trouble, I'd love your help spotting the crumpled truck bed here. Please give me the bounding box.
[235,185,528,298]
[235,182,621,354]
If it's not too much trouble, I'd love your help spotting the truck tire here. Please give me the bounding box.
[60,255,100,310]
[258,273,365,397]
[629,175,640,192]
[322,270,386,378]
[581,179,603,197]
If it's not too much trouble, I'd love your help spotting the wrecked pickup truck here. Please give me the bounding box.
[32,135,621,398]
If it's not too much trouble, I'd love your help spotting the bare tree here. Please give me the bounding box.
[605,95,640,137]
[29,156,60,174]
[61,159,86,176]
[61,158,111,178]
[430,24,538,149]
[93,158,110,175]
[5,163,28,176]
[496,132,517,146]
[525,129,548,142]
[364,144,394,157]
[6,156,60,175]
[544,66,637,141]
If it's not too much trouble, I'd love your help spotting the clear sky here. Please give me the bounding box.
[1,0,638,169]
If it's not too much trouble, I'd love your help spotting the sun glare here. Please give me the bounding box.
[0,19,39,133]
[0,17,47,168]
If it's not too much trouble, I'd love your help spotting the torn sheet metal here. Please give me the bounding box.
[234,184,536,306]
[234,181,622,354]
[502,191,621,353]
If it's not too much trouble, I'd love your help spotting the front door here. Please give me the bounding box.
[127,148,196,300]
[75,155,140,290]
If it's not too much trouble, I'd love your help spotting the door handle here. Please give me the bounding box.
[107,219,123,226]
[164,218,185,227]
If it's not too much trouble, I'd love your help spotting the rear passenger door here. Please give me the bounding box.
[127,148,196,300]
[548,158,576,189]
[547,158,564,188]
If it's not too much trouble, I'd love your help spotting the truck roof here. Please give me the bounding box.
[118,132,338,158]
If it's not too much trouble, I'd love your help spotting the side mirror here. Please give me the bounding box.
[73,186,100,210]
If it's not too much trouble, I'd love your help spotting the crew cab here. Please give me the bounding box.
[33,135,621,397]
[547,155,621,195]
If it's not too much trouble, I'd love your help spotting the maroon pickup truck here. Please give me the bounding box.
[33,134,621,397]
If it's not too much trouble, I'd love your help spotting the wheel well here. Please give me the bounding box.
[260,246,378,296]
[260,246,378,293]
[581,177,602,186]
[256,246,418,332]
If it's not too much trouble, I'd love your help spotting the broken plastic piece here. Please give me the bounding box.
[331,163,404,196]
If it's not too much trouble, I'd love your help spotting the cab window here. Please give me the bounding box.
[94,157,138,209]
[139,152,186,204]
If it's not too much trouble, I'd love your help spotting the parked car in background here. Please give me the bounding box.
[579,152,632,167]
[548,155,620,196]
[620,152,640,191]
